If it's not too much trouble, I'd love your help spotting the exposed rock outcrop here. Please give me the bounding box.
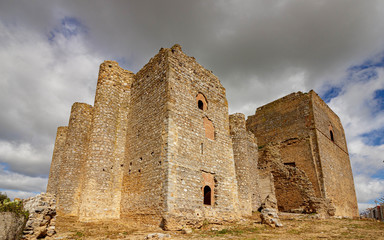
[0,212,27,240]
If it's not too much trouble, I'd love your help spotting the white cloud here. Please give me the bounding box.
[329,68,384,139]
[0,0,383,212]
[0,20,101,145]
[358,203,376,213]
[0,141,52,176]
[0,165,47,193]
[0,19,103,178]
[327,57,384,211]
[1,190,39,201]
[354,175,384,203]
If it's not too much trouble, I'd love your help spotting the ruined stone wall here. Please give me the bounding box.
[246,92,323,200]
[47,126,68,195]
[79,61,133,220]
[57,102,93,216]
[230,113,260,215]
[310,92,359,217]
[162,45,240,227]
[247,131,261,212]
[120,49,169,222]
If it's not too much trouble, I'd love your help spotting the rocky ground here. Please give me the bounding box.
[53,213,384,240]
[18,194,383,239]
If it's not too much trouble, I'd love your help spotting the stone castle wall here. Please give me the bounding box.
[229,113,261,215]
[310,92,359,217]
[163,45,240,228]
[246,91,358,217]
[47,126,68,195]
[56,102,93,216]
[247,92,323,199]
[48,45,358,226]
[120,48,169,222]
[79,61,133,220]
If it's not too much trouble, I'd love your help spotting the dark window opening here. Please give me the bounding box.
[330,130,334,142]
[198,100,204,110]
[201,143,203,154]
[203,185,212,205]
[284,162,296,167]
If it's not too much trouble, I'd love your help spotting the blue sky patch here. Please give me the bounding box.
[373,89,384,111]
[321,86,342,103]
[0,162,10,171]
[48,17,87,41]
[361,127,384,146]
[371,169,384,179]
[344,51,384,86]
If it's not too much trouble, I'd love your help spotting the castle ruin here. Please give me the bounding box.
[47,44,359,229]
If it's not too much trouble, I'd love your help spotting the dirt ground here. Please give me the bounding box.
[54,213,384,240]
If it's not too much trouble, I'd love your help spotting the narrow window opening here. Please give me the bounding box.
[203,185,212,205]
[198,100,204,110]
[201,143,204,154]
[284,162,296,167]
[330,130,334,142]
[196,93,208,110]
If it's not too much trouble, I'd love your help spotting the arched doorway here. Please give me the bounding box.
[203,185,212,205]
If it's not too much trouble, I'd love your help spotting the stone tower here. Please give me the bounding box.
[119,45,241,228]
[47,45,247,229]
[47,45,359,229]
[246,91,359,217]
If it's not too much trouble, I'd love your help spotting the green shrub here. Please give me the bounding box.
[0,193,29,219]
[0,192,10,203]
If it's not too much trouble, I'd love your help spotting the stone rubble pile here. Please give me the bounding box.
[22,193,56,239]
[259,195,283,228]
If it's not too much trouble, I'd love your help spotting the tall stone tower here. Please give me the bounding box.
[246,91,359,217]
[47,45,244,229]
[119,45,241,228]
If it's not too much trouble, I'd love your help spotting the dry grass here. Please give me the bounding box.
[54,214,384,240]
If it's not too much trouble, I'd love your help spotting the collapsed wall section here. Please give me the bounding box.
[246,92,323,201]
[79,61,133,220]
[47,126,68,195]
[310,91,359,217]
[162,45,240,229]
[57,103,93,216]
[229,113,261,215]
[120,49,169,223]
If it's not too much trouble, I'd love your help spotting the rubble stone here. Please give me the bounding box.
[22,193,56,240]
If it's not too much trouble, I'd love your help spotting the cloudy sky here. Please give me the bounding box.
[0,0,383,212]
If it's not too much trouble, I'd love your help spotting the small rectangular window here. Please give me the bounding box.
[284,162,296,167]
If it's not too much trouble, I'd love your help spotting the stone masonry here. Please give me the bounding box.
[247,91,359,217]
[47,45,359,230]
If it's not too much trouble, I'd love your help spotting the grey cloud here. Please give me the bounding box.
[0,166,47,192]
[0,0,384,207]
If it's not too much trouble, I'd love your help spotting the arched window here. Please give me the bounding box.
[198,100,204,110]
[330,130,334,142]
[196,93,207,110]
[203,185,212,205]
